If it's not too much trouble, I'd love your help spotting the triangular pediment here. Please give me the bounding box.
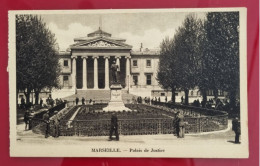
[71,37,132,49]
[80,40,120,47]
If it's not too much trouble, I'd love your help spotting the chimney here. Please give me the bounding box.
[140,43,143,52]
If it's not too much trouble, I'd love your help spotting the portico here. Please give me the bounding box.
[71,55,131,90]
[70,28,132,90]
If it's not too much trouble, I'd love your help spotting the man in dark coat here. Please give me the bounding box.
[75,97,79,105]
[24,110,30,130]
[43,111,50,138]
[53,111,60,138]
[232,116,241,143]
[174,111,185,138]
[109,113,119,141]
[21,96,25,109]
[40,98,43,107]
[82,97,85,105]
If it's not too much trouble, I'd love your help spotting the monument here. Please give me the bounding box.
[103,61,131,112]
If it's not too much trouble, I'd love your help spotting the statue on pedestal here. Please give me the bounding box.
[111,60,119,84]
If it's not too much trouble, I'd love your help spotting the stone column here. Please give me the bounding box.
[82,57,87,89]
[125,56,131,89]
[93,56,99,89]
[72,57,76,89]
[104,56,110,89]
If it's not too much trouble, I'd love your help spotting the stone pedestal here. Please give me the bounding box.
[103,84,131,112]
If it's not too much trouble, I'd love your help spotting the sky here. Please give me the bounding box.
[40,12,206,51]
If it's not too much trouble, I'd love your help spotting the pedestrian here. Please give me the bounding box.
[181,96,184,104]
[109,113,119,141]
[21,96,25,109]
[173,113,179,137]
[50,99,54,107]
[165,96,168,103]
[178,112,185,138]
[53,111,60,138]
[43,111,50,138]
[40,98,43,107]
[82,97,85,105]
[155,97,157,105]
[232,116,241,143]
[75,97,79,105]
[174,111,185,138]
[24,109,30,130]
[28,108,33,130]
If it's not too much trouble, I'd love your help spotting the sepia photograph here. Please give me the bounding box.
[9,8,248,158]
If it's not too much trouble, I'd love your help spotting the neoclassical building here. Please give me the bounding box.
[18,28,224,104]
[52,28,163,99]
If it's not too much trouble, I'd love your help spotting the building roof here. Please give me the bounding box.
[87,28,111,37]
[131,48,160,56]
[70,36,132,49]
[70,28,132,50]
[74,36,126,43]
[58,51,71,57]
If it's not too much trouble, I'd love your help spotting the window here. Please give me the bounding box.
[191,91,193,96]
[63,75,69,81]
[161,93,165,96]
[133,60,138,67]
[146,60,151,67]
[207,90,213,96]
[63,76,69,87]
[218,90,224,96]
[133,75,138,85]
[146,74,152,85]
[64,60,68,67]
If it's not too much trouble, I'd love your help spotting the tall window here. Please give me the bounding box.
[146,74,152,85]
[207,90,214,96]
[63,75,69,87]
[218,90,224,96]
[146,59,151,67]
[64,60,68,67]
[133,60,138,67]
[133,75,138,85]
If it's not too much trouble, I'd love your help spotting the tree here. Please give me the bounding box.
[157,37,181,103]
[204,12,239,111]
[16,15,61,105]
[173,14,204,105]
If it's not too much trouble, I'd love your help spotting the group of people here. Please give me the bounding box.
[75,97,94,105]
[20,95,63,110]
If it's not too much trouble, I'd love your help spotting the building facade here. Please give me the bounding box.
[53,28,163,99]
[18,28,227,104]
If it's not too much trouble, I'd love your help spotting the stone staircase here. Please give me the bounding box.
[62,89,136,103]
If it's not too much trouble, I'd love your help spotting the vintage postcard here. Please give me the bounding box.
[9,8,248,158]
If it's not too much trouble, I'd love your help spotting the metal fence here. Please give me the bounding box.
[31,103,228,137]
